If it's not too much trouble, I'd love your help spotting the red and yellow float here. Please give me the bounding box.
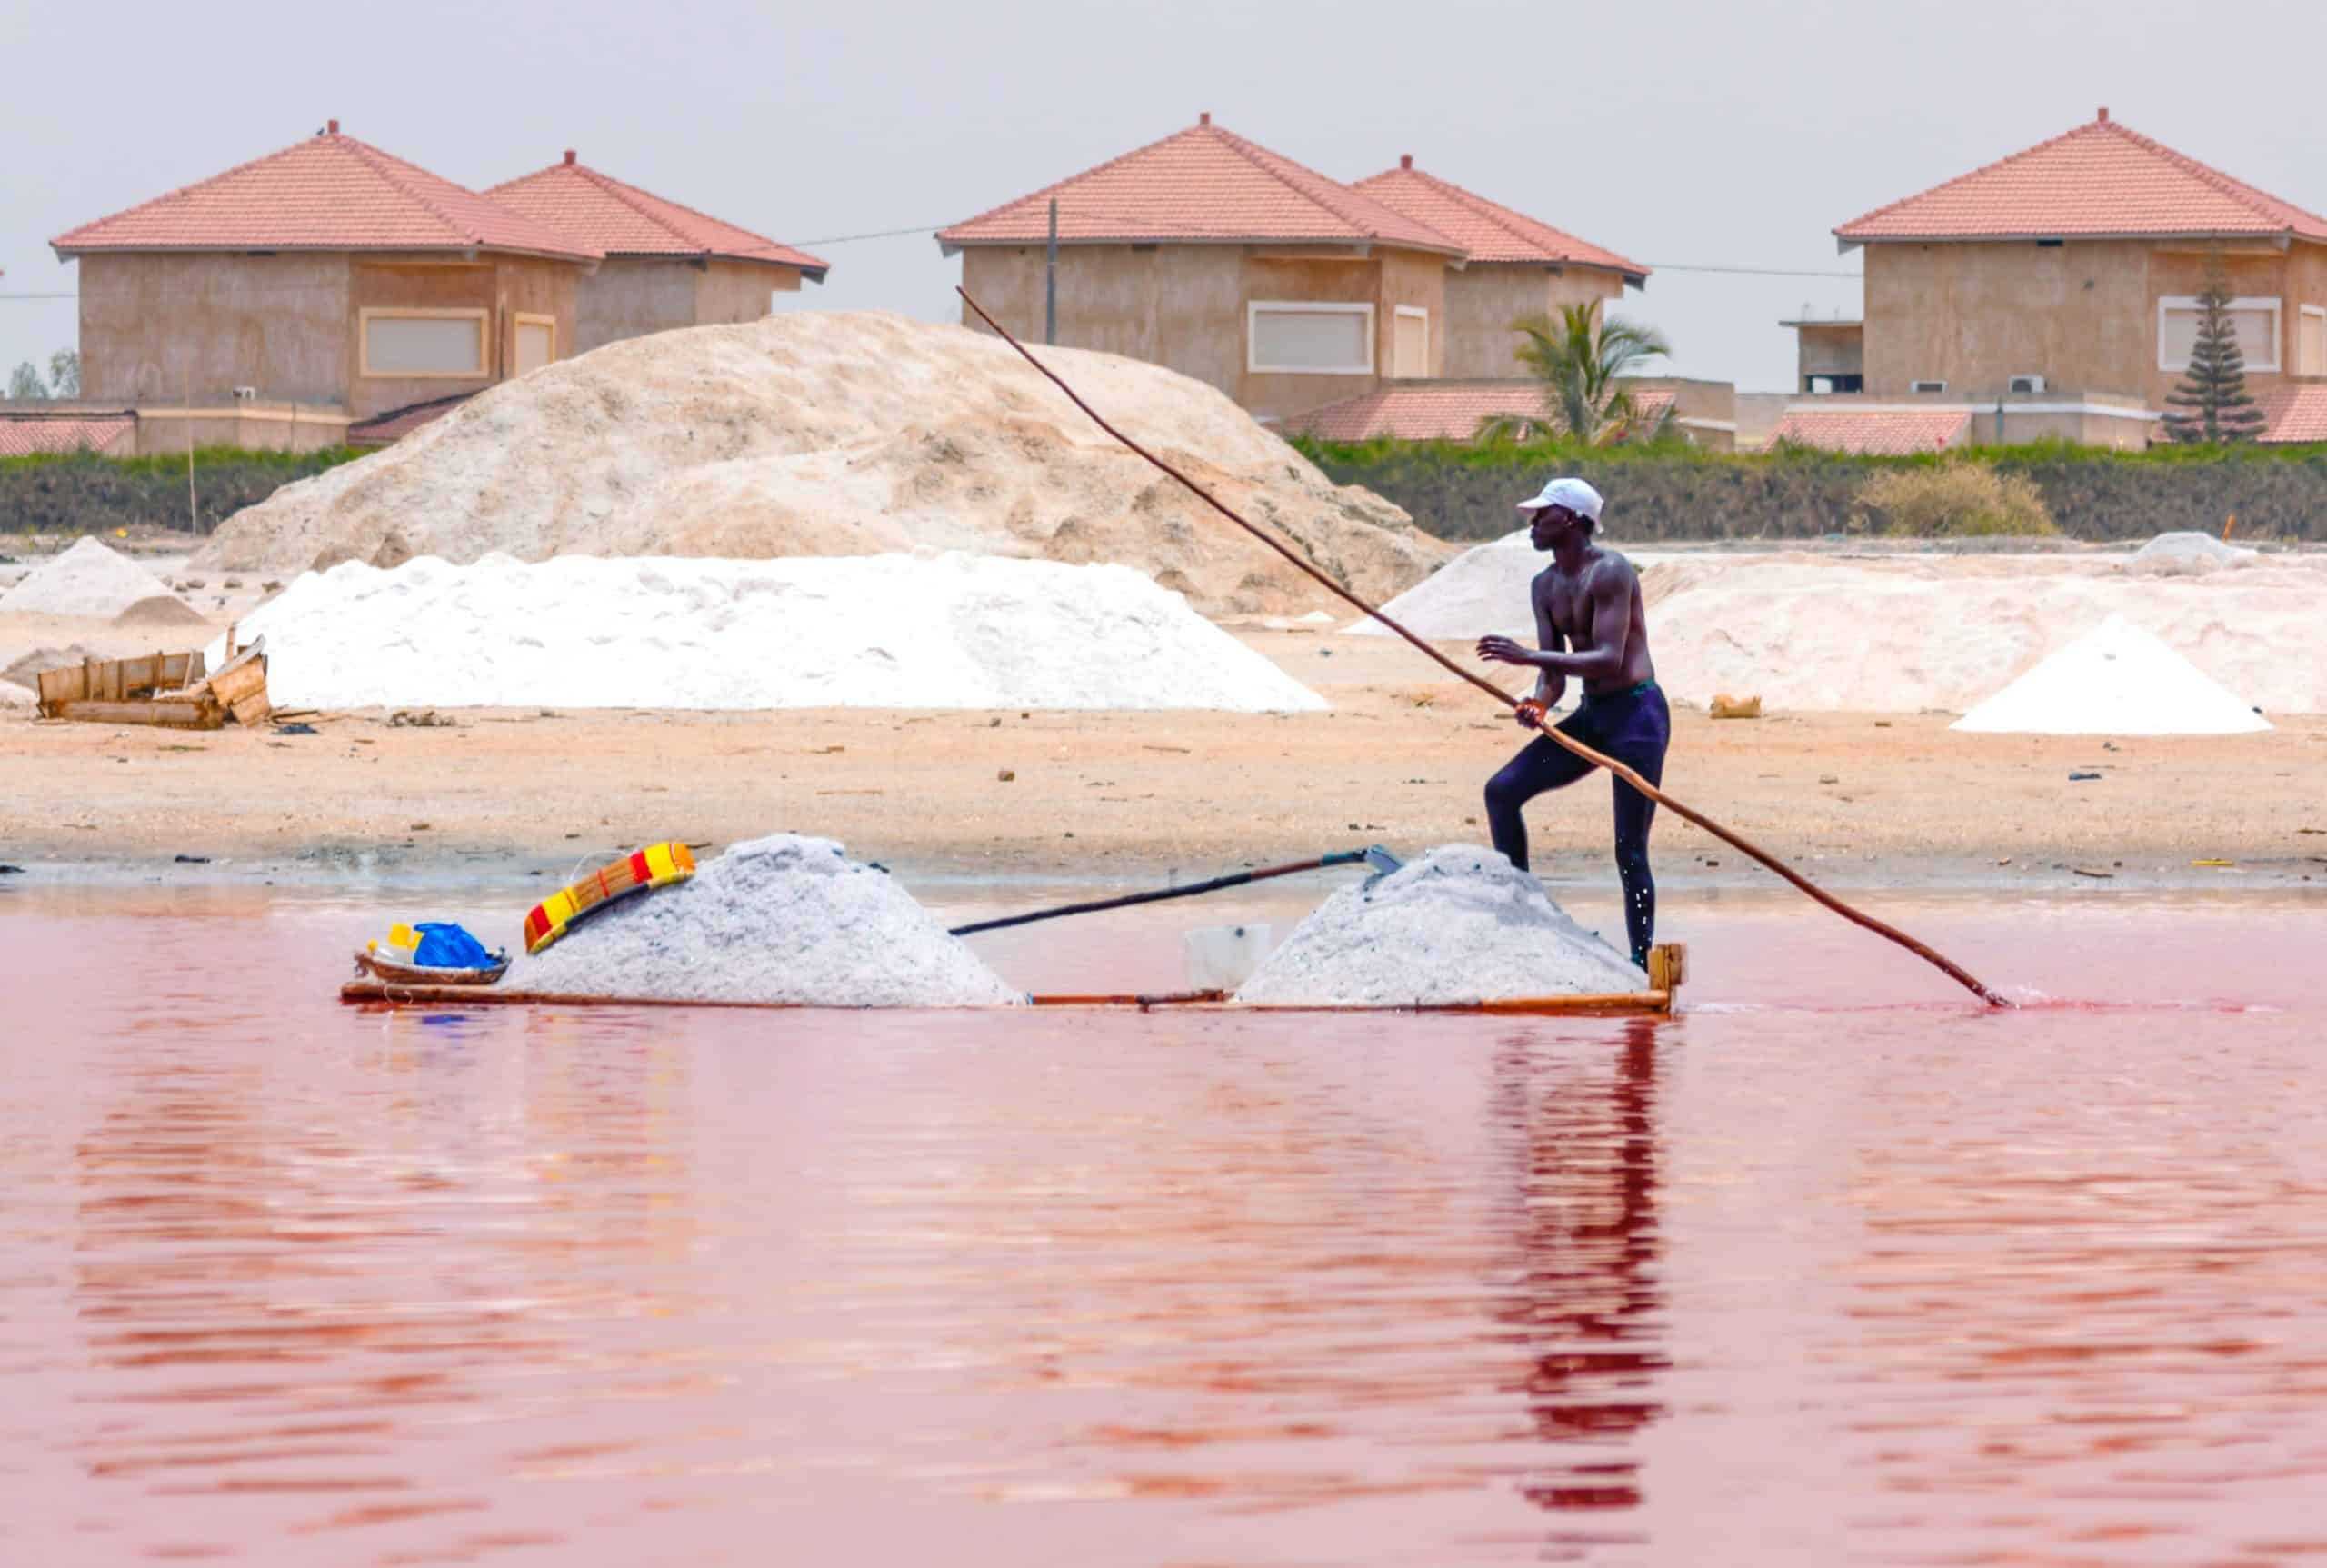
[524,842,696,955]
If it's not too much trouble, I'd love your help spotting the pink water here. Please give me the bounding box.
[3,883,2323,1565]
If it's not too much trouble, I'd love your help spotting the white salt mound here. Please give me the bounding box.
[0,538,187,618]
[1952,614,2271,735]
[1345,528,1546,640]
[2129,531,2258,576]
[514,834,1020,1006]
[0,680,33,710]
[1233,844,1646,1005]
[207,551,1326,713]
[195,311,1445,617]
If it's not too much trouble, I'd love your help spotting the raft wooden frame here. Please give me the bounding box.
[338,945,1685,1016]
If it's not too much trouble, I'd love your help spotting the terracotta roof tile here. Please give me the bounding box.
[939,119,1463,255]
[346,391,481,446]
[0,413,135,457]
[1838,112,2327,244]
[1286,382,1674,442]
[52,128,599,262]
[2258,384,2327,443]
[1352,162,1647,280]
[489,156,827,276]
[1770,407,1971,455]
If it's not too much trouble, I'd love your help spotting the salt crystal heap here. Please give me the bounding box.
[1234,844,1647,1006]
[1951,614,2270,735]
[0,537,187,618]
[515,834,1021,1006]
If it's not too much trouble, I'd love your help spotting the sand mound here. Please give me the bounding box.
[0,538,185,618]
[208,551,1326,713]
[2,644,103,688]
[2129,531,2259,576]
[1234,844,1645,1005]
[1952,614,2270,735]
[195,311,1447,616]
[111,594,212,629]
[514,834,1019,1006]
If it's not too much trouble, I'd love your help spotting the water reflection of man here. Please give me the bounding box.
[1494,1017,1670,1516]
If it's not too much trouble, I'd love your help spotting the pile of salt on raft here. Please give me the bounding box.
[1234,844,1647,1005]
[514,834,1020,1007]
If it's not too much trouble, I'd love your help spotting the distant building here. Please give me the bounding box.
[937,115,1663,430]
[488,153,827,355]
[48,123,601,454]
[1782,108,2327,450]
[1351,157,1646,378]
[39,126,831,455]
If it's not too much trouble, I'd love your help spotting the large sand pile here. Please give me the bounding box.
[514,834,1019,1006]
[1234,844,1646,1005]
[211,551,1326,713]
[1356,536,2327,714]
[0,538,188,619]
[195,312,1446,616]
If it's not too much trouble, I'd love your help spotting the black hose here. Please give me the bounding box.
[949,849,1375,937]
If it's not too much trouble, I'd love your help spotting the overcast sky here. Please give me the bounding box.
[6,0,2327,395]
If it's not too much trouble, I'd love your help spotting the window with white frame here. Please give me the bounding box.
[2158,295,2281,374]
[2300,306,2326,377]
[360,309,490,378]
[1392,306,1429,377]
[514,314,555,376]
[1248,302,1374,375]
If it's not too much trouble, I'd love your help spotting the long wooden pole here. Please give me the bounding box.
[957,286,2011,1008]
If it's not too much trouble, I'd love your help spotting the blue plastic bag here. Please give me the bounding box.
[411,922,499,969]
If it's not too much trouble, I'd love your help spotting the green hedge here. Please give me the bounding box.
[1292,434,2327,543]
[0,447,364,536]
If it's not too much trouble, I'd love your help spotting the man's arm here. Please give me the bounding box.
[1530,580,1566,706]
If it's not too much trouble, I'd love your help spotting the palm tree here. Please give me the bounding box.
[1477,305,1672,444]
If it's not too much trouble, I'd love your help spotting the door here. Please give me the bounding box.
[1393,308,1429,378]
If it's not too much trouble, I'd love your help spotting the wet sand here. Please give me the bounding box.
[4,623,2322,889]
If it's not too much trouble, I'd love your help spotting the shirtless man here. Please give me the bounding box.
[1474,477,1670,967]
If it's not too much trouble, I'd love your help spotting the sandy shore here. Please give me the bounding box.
[5,622,2322,890]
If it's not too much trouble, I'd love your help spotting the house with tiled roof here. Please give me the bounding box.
[1352,156,1646,380]
[937,116,1659,429]
[1781,108,2327,451]
[48,122,602,453]
[488,152,828,355]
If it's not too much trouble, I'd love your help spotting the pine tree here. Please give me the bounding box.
[2162,252,2267,443]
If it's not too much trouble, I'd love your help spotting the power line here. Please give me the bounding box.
[1647,262,1860,279]
[0,292,77,302]
[793,225,943,246]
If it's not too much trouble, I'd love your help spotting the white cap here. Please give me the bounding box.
[1516,476,1603,522]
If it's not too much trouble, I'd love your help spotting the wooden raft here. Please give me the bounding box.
[340,945,1687,1016]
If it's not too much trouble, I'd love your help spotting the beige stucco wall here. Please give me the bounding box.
[1858,237,2327,408]
[957,242,1523,424]
[1440,264,1627,379]
[957,243,1249,411]
[129,404,353,455]
[345,253,579,419]
[1863,240,2158,399]
[78,252,352,404]
[1793,324,1864,385]
[574,258,698,355]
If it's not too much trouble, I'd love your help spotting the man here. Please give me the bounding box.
[1475,477,1670,968]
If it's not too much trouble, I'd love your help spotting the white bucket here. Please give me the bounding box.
[1183,922,1272,992]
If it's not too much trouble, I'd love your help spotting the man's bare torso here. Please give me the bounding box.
[1533,547,1656,696]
